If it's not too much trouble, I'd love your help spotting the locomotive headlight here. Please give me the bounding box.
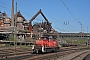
[32,45,34,49]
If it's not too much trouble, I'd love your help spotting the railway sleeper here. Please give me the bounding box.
[0,56,8,60]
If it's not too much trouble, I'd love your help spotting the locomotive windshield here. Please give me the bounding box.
[41,37,49,40]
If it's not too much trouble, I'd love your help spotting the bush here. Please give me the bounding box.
[8,34,14,41]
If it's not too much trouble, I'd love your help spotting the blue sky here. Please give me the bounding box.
[0,0,90,33]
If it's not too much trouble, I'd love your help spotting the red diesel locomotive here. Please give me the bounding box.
[32,37,60,54]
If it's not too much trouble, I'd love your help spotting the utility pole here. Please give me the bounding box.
[11,0,14,26]
[81,23,82,39]
[12,0,17,55]
[11,0,16,54]
[81,24,82,33]
[87,27,89,46]
[14,2,17,55]
[79,22,82,45]
[87,27,88,34]
[39,22,42,39]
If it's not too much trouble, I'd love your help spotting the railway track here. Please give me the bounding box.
[25,48,89,60]
[0,47,32,60]
[0,46,89,60]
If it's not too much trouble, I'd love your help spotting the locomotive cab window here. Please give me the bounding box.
[41,37,49,40]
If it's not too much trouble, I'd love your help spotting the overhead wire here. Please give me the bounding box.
[60,0,87,32]
[0,6,11,11]
[0,0,84,33]
[18,0,39,11]
[0,1,35,26]
[0,6,11,17]
[61,0,79,23]
[17,0,49,21]
[0,1,11,7]
[20,0,78,32]
[0,1,11,17]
